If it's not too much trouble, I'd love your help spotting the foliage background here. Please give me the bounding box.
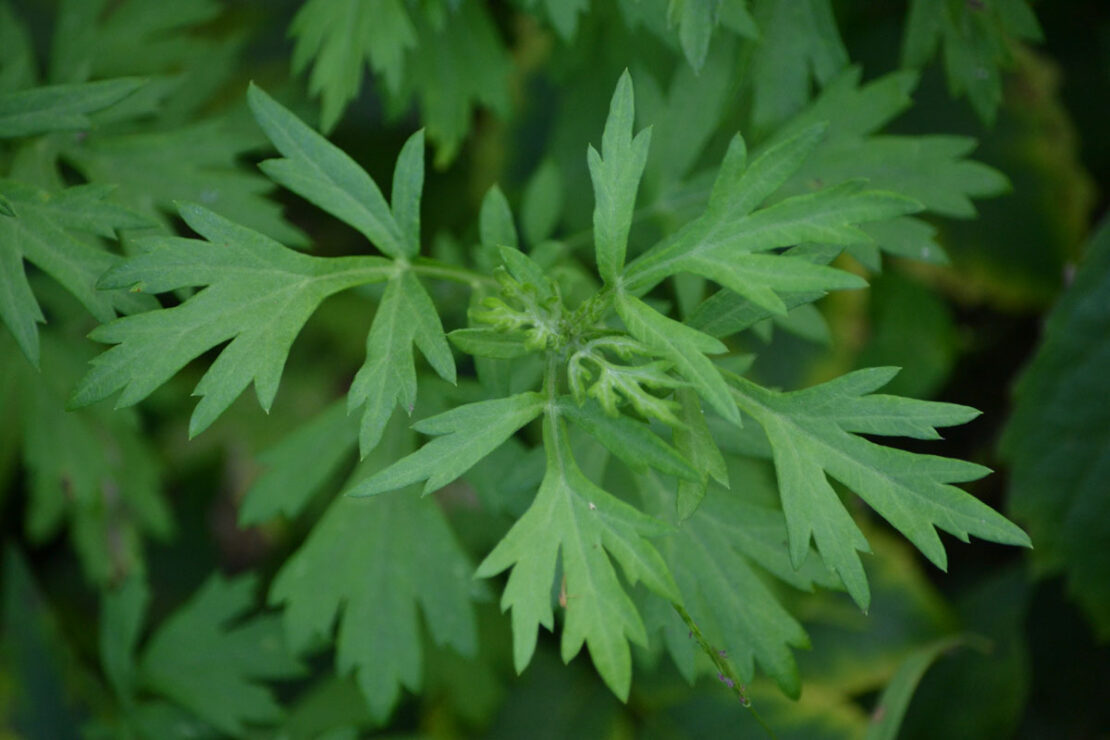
[1,0,1109,737]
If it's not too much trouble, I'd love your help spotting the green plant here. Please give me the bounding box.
[4,1,1107,738]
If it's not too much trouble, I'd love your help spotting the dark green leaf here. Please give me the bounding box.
[239,400,359,525]
[100,575,149,705]
[750,0,848,131]
[0,78,145,138]
[902,0,1042,123]
[865,636,966,740]
[139,574,304,736]
[249,83,409,257]
[394,4,511,166]
[270,421,480,721]
[1001,217,1110,638]
[290,0,416,130]
[0,180,153,366]
[521,159,563,245]
[480,185,518,249]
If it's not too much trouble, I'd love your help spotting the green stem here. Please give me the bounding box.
[543,351,561,403]
[672,604,776,737]
[673,604,750,706]
[410,257,498,289]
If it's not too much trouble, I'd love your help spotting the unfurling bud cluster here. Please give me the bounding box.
[472,267,566,351]
[567,336,685,425]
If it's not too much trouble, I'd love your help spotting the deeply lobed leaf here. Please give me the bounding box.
[730,369,1030,610]
[290,0,417,131]
[269,420,480,722]
[622,124,922,299]
[0,180,153,366]
[476,411,680,700]
[137,574,305,735]
[69,203,391,435]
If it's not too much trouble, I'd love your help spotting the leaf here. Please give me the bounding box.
[749,0,848,132]
[348,392,545,497]
[856,270,958,399]
[0,180,153,366]
[290,0,417,131]
[556,396,699,481]
[672,387,728,519]
[768,67,1008,264]
[688,280,826,339]
[391,129,425,256]
[100,576,150,706]
[238,399,359,526]
[393,4,511,166]
[448,328,533,359]
[1001,217,1110,638]
[139,574,304,736]
[2,545,86,736]
[347,270,456,457]
[679,251,866,315]
[0,78,145,138]
[36,1,304,246]
[49,0,225,86]
[588,70,651,285]
[902,0,1043,123]
[521,159,563,245]
[865,636,966,740]
[615,292,738,424]
[69,203,392,436]
[476,410,680,701]
[893,567,1031,738]
[269,420,480,722]
[730,369,1030,610]
[479,184,518,249]
[8,330,169,585]
[650,0,756,73]
[62,114,309,248]
[0,2,35,94]
[771,68,1008,218]
[530,0,590,40]
[637,38,734,190]
[248,83,410,257]
[636,467,837,696]
[670,0,719,71]
[622,125,921,299]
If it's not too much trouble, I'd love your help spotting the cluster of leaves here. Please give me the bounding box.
[64,44,1027,726]
[0,0,296,588]
[6,0,1097,738]
[287,0,1040,164]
